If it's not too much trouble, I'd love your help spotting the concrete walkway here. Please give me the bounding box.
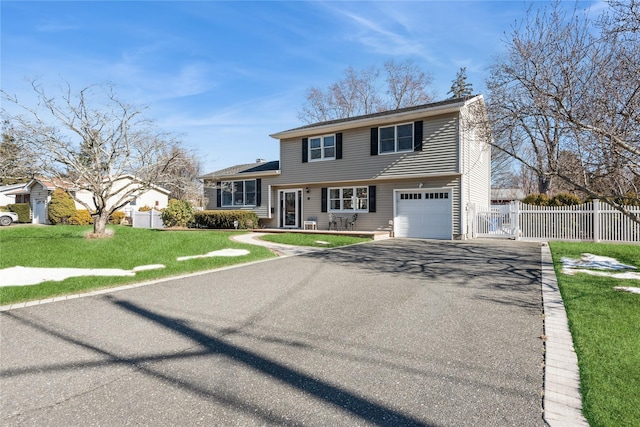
[231,232,328,257]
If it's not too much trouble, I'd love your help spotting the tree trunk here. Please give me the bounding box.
[93,213,110,236]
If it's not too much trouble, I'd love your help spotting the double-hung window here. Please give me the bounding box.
[379,123,414,154]
[221,179,256,206]
[328,186,368,212]
[309,135,335,161]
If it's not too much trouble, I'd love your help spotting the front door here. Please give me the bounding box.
[281,190,300,228]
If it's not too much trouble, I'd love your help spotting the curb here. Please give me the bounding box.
[540,243,589,426]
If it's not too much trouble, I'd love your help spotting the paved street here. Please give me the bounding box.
[0,239,545,426]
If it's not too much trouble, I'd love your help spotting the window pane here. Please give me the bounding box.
[222,191,232,206]
[310,138,321,148]
[356,187,367,198]
[357,198,368,209]
[323,136,335,147]
[245,180,256,192]
[379,126,395,153]
[343,188,353,198]
[324,147,335,158]
[310,148,322,159]
[330,200,341,210]
[245,193,256,205]
[233,181,244,205]
[397,124,413,151]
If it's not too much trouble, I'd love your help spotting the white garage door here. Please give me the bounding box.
[394,190,452,239]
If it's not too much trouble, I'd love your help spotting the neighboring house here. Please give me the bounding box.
[491,188,527,205]
[0,183,30,206]
[201,95,491,240]
[18,175,170,224]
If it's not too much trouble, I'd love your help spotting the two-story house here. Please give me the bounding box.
[201,95,491,240]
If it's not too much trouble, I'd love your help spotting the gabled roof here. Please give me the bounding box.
[21,175,171,195]
[270,95,482,140]
[200,160,280,180]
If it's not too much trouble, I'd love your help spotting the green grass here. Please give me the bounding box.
[548,241,640,427]
[259,232,371,248]
[0,225,275,305]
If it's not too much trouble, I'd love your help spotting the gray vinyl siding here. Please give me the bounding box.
[273,177,461,234]
[276,113,460,185]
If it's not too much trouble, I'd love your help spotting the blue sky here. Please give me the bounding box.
[1,0,603,174]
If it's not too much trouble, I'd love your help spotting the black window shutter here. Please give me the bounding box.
[368,185,376,212]
[302,138,308,163]
[321,188,328,212]
[256,179,262,206]
[336,133,343,159]
[370,128,378,156]
[216,181,221,207]
[414,120,423,151]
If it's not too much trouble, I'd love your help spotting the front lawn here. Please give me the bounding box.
[549,241,640,427]
[259,232,371,248]
[0,226,275,305]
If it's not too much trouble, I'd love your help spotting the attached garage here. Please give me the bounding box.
[394,189,453,239]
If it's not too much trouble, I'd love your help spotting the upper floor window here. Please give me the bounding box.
[379,123,414,154]
[221,179,256,206]
[329,186,368,212]
[309,135,335,161]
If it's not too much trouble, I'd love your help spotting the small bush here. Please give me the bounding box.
[109,211,126,224]
[161,199,194,227]
[138,205,152,212]
[194,210,259,229]
[7,203,30,222]
[522,194,550,206]
[69,209,93,225]
[48,189,77,224]
[549,193,583,206]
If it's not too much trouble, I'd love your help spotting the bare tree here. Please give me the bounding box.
[384,59,434,109]
[298,59,434,124]
[485,1,639,223]
[1,81,194,236]
[153,145,203,203]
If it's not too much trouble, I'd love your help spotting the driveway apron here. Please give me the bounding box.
[0,239,544,426]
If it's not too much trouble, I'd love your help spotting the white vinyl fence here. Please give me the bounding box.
[473,200,640,242]
[131,210,164,229]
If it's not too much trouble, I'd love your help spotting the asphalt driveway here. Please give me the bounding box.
[0,239,544,426]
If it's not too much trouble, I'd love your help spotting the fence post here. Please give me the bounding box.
[471,203,477,239]
[593,199,600,242]
[512,201,520,240]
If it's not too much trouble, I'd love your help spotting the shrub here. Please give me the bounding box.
[48,189,77,224]
[109,211,126,224]
[69,209,93,225]
[522,194,550,206]
[7,203,30,222]
[549,193,583,206]
[161,199,194,227]
[138,205,152,212]
[193,210,259,229]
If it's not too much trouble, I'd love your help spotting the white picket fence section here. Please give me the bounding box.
[131,210,164,229]
[473,200,640,242]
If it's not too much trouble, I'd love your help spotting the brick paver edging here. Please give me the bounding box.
[541,243,589,426]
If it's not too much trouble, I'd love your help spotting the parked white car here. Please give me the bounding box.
[0,211,19,226]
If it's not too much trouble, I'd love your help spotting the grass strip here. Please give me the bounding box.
[548,241,640,427]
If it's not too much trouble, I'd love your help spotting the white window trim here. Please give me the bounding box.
[221,179,257,207]
[308,134,336,162]
[328,186,368,213]
[378,122,414,155]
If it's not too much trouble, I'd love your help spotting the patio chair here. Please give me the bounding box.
[304,216,318,230]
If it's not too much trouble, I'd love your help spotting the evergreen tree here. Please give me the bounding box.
[448,67,473,98]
